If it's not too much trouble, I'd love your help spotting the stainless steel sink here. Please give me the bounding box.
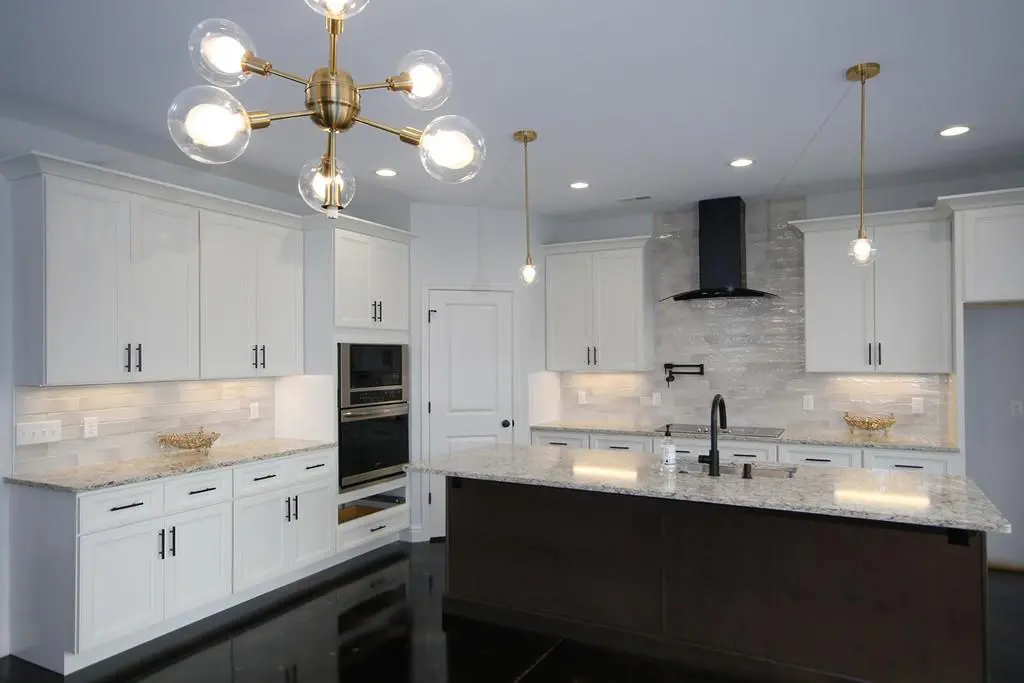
[678,463,797,479]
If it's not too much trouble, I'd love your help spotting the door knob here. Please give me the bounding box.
[501,419,511,428]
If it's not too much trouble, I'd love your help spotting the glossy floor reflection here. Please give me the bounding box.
[2,543,1023,682]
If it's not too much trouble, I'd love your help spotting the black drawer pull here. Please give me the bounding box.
[894,464,924,470]
[676,449,691,454]
[253,474,277,482]
[370,525,387,533]
[548,441,568,446]
[805,458,832,463]
[188,487,217,495]
[608,446,630,451]
[733,454,758,459]
[305,463,326,470]
[110,502,144,512]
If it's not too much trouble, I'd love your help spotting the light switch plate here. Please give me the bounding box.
[249,402,260,419]
[1012,400,1023,418]
[651,392,662,407]
[911,397,924,415]
[83,417,99,439]
[16,420,62,446]
[577,391,587,405]
[802,395,814,411]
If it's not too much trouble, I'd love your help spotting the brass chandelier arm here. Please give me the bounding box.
[353,116,423,146]
[246,110,313,130]
[357,73,413,93]
[327,17,344,74]
[241,53,308,85]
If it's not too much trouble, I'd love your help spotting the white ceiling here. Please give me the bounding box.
[1,0,1023,218]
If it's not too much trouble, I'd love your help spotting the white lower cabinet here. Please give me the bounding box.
[532,430,590,449]
[779,445,863,468]
[78,517,166,652]
[163,503,232,619]
[590,434,654,453]
[863,449,959,475]
[720,442,778,463]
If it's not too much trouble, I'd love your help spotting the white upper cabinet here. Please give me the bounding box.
[940,193,1024,304]
[545,238,653,372]
[333,226,410,331]
[795,209,952,374]
[200,210,304,379]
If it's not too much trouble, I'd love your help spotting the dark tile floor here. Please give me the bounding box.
[1,542,1023,682]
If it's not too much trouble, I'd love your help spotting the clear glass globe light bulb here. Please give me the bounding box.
[849,237,876,266]
[397,50,452,111]
[520,263,537,286]
[168,85,251,164]
[188,18,256,88]
[298,156,356,217]
[303,0,372,19]
[419,115,485,184]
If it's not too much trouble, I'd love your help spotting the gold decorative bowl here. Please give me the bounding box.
[157,427,221,452]
[843,412,896,434]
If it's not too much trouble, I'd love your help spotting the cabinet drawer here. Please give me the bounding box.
[290,449,336,483]
[720,441,778,463]
[337,504,409,552]
[531,430,590,449]
[779,445,862,468]
[233,458,294,497]
[79,482,165,534]
[863,450,950,475]
[164,469,233,513]
[590,435,654,453]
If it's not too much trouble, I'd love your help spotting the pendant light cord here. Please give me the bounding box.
[858,75,867,240]
[522,137,533,265]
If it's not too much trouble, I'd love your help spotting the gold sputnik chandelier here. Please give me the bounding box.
[168,0,486,218]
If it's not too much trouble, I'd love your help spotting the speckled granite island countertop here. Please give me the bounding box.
[531,420,960,453]
[4,439,337,493]
[407,444,1008,533]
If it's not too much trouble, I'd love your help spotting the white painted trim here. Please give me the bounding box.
[953,212,968,455]
[543,236,650,252]
[937,187,1024,212]
[301,213,412,241]
[0,152,304,228]
[400,526,431,543]
[790,207,948,233]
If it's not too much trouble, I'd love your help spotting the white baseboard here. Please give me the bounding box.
[401,525,431,543]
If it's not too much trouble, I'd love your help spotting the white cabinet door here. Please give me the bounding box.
[256,224,304,376]
[591,434,654,453]
[334,229,374,329]
[531,430,590,449]
[163,503,232,619]
[290,481,335,570]
[127,196,200,382]
[233,489,289,591]
[961,205,1024,303]
[779,445,862,468]
[873,220,952,373]
[44,176,132,385]
[371,238,410,331]
[592,249,647,371]
[803,229,875,372]
[78,518,165,651]
[546,252,594,371]
[200,211,258,379]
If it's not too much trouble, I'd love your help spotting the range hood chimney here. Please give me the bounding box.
[669,196,776,301]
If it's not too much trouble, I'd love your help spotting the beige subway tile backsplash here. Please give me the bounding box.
[14,379,277,475]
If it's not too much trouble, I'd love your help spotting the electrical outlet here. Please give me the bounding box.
[1012,400,1024,418]
[651,392,662,408]
[83,417,99,439]
[249,402,260,420]
[16,420,62,446]
[911,397,924,415]
[802,395,814,411]
[577,390,587,406]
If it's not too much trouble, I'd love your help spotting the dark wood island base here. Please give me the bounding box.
[443,478,988,683]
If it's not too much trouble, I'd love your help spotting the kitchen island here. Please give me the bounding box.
[408,444,1010,683]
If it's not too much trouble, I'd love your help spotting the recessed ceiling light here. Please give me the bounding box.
[729,158,755,168]
[939,125,970,137]
[570,182,590,190]
[375,168,398,177]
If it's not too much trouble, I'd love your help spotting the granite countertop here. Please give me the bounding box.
[407,444,1009,533]
[4,439,337,493]
[531,420,959,453]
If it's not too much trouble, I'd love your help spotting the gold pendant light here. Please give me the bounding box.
[846,62,880,265]
[514,129,538,286]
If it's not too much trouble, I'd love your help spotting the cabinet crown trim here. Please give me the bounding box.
[937,187,1024,212]
[543,236,650,254]
[0,152,303,229]
[791,207,948,234]
[306,215,412,244]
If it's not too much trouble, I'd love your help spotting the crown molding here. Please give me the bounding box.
[789,207,948,234]
[936,187,1024,212]
[301,212,412,242]
[543,235,650,254]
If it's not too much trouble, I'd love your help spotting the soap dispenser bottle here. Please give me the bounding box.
[660,427,677,469]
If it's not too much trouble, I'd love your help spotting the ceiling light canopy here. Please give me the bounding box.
[729,157,754,168]
[570,181,590,190]
[169,3,486,217]
[939,125,970,137]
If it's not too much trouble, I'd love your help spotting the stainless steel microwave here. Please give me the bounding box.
[338,343,409,408]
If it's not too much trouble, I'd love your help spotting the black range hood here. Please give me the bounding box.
[669,196,776,301]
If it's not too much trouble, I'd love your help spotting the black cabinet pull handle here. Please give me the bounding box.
[608,446,630,451]
[286,496,291,522]
[169,526,176,557]
[379,300,383,322]
[253,474,277,482]
[371,301,377,322]
[676,449,691,454]
[260,345,266,369]
[158,529,165,559]
[548,441,568,446]
[877,342,882,366]
[734,454,758,458]
[593,346,598,365]
[136,343,142,372]
[894,464,923,470]
[188,487,217,495]
[124,344,132,372]
[805,458,832,463]
[293,495,299,519]
[252,345,259,369]
[586,347,591,366]
[305,463,325,470]
[868,342,872,366]
[370,525,387,533]
[110,501,144,512]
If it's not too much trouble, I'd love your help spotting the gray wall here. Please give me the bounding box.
[965,305,1024,566]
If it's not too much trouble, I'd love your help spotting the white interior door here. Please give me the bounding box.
[426,290,514,538]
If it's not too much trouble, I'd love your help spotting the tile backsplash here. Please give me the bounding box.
[14,379,275,475]
[558,200,953,439]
